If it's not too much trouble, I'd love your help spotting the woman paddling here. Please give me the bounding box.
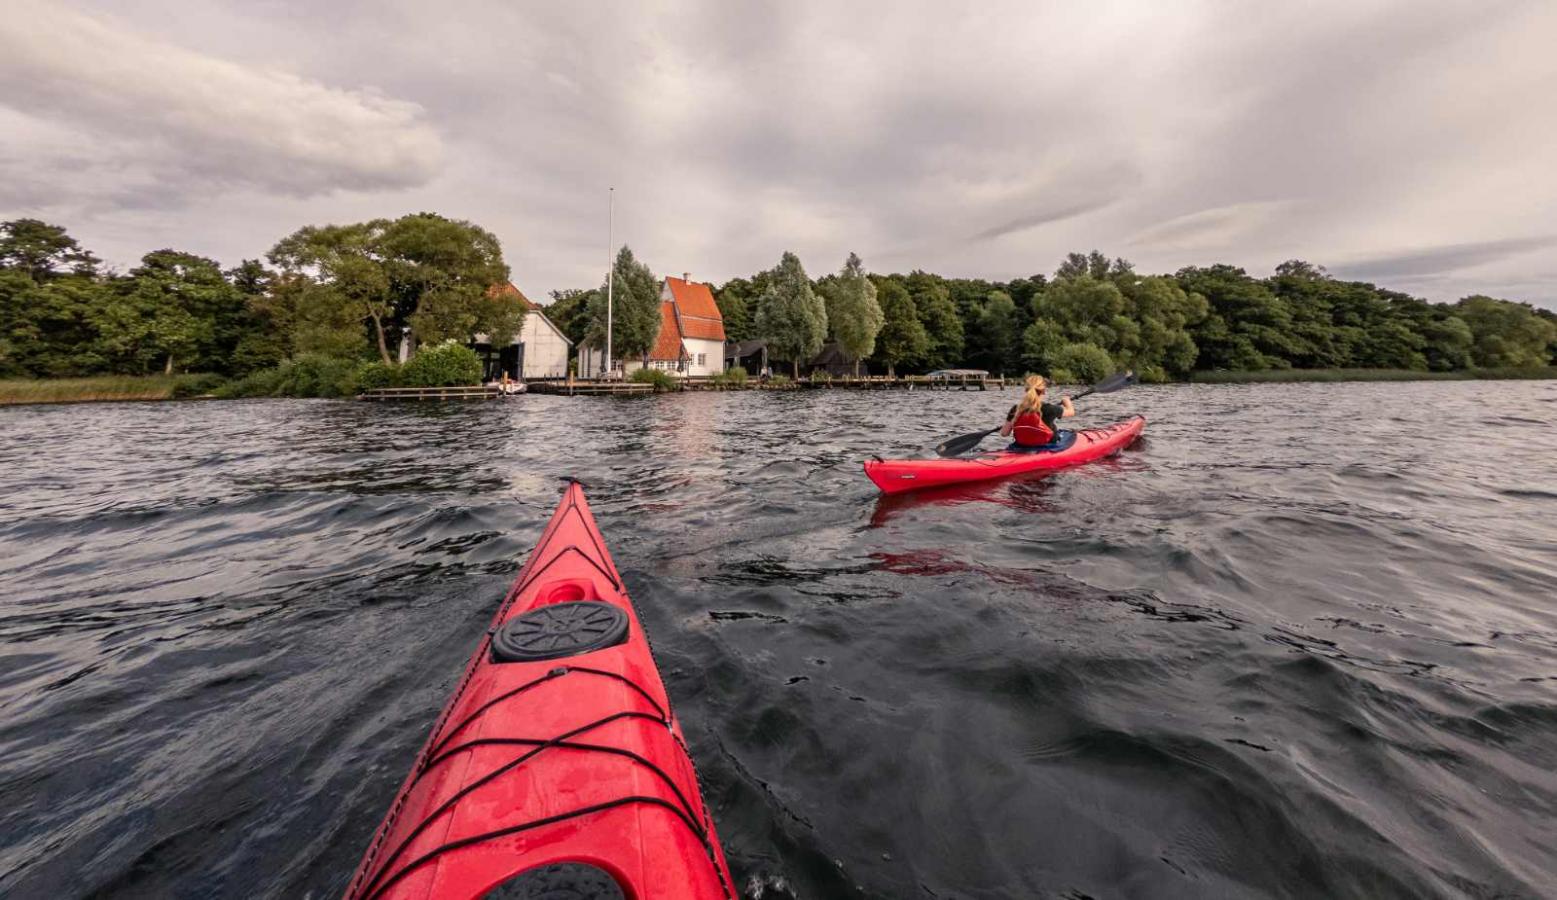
[1000,374,1074,448]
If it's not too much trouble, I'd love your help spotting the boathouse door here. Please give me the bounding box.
[501,344,523,380]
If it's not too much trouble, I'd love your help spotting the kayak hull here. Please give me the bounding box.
[347,481,734,900]
[865,415,1146,495]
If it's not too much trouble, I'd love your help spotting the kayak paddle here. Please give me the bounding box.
[933,370,1138,457]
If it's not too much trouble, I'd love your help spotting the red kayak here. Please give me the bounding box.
[864,415,1146,495]
[346,481,734,900]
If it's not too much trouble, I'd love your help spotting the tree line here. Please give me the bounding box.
[0,215,522,382]
[545,247,1555,382]
[4,216,1554,385]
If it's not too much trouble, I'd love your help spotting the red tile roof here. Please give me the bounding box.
[680,317,725,341]
[486,281,538,310]
[665,277,725,341]
[647,301,687,361]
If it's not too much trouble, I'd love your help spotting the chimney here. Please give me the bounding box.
[682,272,690,282]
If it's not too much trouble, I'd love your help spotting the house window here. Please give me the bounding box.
[697,353,706,366]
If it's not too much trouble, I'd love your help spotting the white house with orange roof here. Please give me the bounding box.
[663,275,726,376]
[578,274,726,377]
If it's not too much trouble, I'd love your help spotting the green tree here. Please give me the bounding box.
[1049,342,1115,383]
[754,251,827,377]
[92,250,244,374]
[545,288,597,346]
[715,276,763,343]
[1176,264,1296,370]
[819,252,883,375]
[1418,315,1474,371]
[1020,318,1066,373]
[270,214,515,364]
[380,213,516,349]
[585,246,660,368]
[0,219,100,281]
[971,290,1019,374]
[1117,275,1206,379]
[1036,275,1125,342]
[226,260,287,374]
[1055,250,1131,283]
[1,273,108,377]
[1455,295,1557,368]
[269,220,395,362]
[911,280,964,370]
[871,279,928,376]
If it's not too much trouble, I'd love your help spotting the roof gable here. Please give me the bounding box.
[647,301,687,360]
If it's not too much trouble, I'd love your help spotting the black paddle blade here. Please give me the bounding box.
[935,427,999,457]
[1071,370,1137,400]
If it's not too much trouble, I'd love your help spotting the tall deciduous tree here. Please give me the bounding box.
[911,281,964,369]
[973,290,1019,375]
[715,276,764,343]
[380,213,515,349]
[270,214,515,364]
[92,250,244,374]
[871,279,928,377]
[819,252,883,376]
[755,252,827,377]
[1455,295,1557,368]
[545,288,598,346]
[585,246,660,367]
[269,220,396,363]
[0,219,100,281]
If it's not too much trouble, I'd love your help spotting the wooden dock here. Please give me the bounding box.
[527,381,656,396]
[358,385,503,401]
[799,374,1007,390]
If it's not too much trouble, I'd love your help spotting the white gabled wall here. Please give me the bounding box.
[682,338,723,376]
[518,311,570,378]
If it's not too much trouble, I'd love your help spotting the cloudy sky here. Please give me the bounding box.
[3,0,1554,308]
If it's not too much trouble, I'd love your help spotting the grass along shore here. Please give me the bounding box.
[1189,367,1557,384]
[0,374,221,406]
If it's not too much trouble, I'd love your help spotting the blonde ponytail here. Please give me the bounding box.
[1017,374,1047,416]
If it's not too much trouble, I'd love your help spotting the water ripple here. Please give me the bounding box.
[1,381,1555,898]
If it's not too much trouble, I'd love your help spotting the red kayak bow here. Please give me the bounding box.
[346,480,734,900]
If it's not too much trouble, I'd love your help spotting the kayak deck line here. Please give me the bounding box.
[347,482,735,900]
[864,415,1146,495]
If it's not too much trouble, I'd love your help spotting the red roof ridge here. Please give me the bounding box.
[486,281,538,310]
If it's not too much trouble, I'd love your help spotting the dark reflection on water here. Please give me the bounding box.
[2,382,1555,898]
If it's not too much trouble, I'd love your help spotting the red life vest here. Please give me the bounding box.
[1011,410,1054,446]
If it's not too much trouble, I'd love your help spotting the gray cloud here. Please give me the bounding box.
[2,1,1554,309]
[0,2,442,208]
[1332,237,1557,282]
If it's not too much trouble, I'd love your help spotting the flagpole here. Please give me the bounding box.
[604,187,614,377]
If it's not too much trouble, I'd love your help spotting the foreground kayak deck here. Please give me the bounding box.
[864,415,1146,495]
[347,481,734,900]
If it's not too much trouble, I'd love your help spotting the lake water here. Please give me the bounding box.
[2,382,1555,898]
